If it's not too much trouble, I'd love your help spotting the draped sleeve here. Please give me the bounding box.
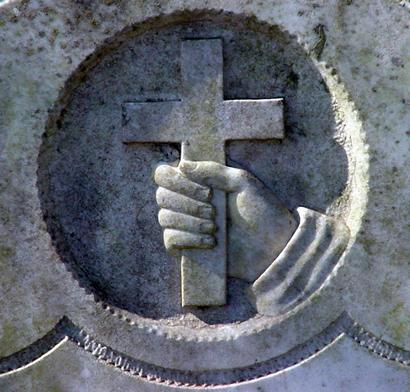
[248,207,350,316]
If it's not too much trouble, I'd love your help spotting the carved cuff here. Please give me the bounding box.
[248,207,350,316]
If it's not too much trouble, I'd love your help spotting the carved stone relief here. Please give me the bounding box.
[1,4,409,390]
[39,16,352,327]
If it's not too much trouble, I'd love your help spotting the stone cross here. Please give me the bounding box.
[122,38,284,307]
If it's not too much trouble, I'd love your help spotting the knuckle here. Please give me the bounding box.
[236,169,250,180]
[197,186,212,201]
[158,209,169,226]
[163,229,176,250]
[156,164,170,175]
[155,187,166,204]
[154,165,166,182]
[155,164,175,184]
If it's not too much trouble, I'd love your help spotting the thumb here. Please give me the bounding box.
[179,160,246,192]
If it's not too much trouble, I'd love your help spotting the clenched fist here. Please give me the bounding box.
[154,160,297,283]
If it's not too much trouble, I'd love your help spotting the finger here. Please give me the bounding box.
[154,164,212,202]
[158,209,215,234]
[179,160,248,192]
[163,229,215,251]
[156,187,214,219]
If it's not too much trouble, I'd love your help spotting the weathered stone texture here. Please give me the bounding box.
[0,0,408,390]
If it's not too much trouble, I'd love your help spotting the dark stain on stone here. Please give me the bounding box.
[311,24,326,60]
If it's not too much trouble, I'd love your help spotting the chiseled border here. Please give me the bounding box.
[0,312,408,388]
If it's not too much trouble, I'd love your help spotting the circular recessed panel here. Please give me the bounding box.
[39,13,352,334]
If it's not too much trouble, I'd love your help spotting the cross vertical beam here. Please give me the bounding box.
[179,40,226,306]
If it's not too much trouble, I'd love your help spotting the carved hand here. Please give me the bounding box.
[154,161,297,282]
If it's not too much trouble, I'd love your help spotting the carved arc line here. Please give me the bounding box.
[0,318,68,375]
[0,313,408,387]
[1,339,68,377]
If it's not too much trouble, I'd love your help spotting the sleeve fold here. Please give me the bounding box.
[248,207,350,316]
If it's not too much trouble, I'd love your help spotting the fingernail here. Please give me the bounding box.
[201,236,216,246]
[180,161,197,173]
[198,187,212,201]
[199,205,214,218]
[200,222,215,233]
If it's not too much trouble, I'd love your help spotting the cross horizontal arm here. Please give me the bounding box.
[217,98,285,140]
[122,101,186,143]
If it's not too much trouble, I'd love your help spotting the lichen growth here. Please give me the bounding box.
[380,302,410,346]
[0,322,17,354]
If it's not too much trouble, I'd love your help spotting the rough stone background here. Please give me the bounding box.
[0,0,409,390]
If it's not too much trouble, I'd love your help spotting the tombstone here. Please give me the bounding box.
[0,1,409,391]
